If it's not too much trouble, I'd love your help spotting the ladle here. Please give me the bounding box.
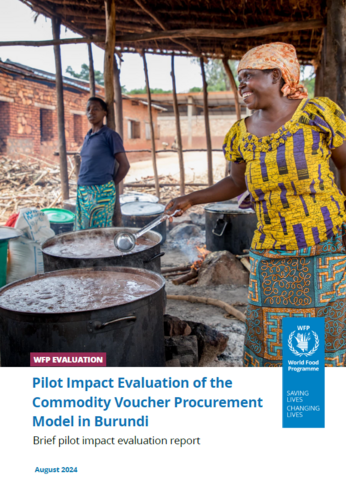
[114,210,180,252]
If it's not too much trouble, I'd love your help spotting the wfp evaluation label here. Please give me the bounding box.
[283,318,325,428]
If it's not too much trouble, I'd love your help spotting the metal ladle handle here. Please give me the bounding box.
[133,209,180,241]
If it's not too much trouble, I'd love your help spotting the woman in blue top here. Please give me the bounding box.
[75,97,130,230]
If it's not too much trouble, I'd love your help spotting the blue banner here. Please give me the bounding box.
[282,317,325,428]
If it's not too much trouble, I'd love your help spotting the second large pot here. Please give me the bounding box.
[205,203,257,255]
[42,227,164,273]
[121,202,167,244]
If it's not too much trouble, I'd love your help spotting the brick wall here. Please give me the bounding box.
[121,98,159,161]
[158,114,238,150]
[0,71,90,160]
[0,71,159,163]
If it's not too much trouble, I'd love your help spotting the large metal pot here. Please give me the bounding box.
[120,192,159,205]
[0,266,166,367]
[42,227,164,273]
[204,203,257,255]
[121,202,166,244]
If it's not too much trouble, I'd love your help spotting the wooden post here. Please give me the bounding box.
[222,57,241,121]
[323,0,346,111]
[142,51,160,198]
[200,57,213,186]
[104,0,121,226]
[52,17,69,201]
[317,0,346,186]
[73,154,81,182]
[88,43,96,97]
[187,96,193,148]
[171,55,185,196]
[113,54,124,195]
[113,55,124,139]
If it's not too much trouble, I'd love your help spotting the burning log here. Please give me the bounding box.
[191,245,211,271]
[167,246,211,285]
[167,294,246,323]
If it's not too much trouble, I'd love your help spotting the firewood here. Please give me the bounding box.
[161,264,192,274]
[163,271,191,278]
[25,171,48,192]
[167,294,246,323]
[172,269,198,285]
[186,277,198,285]
[0,154,78,221]
[240,257,251,272]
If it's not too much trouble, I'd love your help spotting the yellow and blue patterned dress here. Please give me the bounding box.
[224,97,346,367]
[75,181,116,230]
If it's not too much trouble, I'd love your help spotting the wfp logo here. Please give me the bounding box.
[288,327,319,357]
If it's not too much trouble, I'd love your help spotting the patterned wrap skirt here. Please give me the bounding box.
[244,227,346,367]
[75,181,116,231]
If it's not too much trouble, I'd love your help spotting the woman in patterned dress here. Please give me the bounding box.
[75,97,130,230]
[166,42,346,367]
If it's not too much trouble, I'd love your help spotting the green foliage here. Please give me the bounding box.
[124,87,173,95]
[300,66,315,98]
[66,64,104,86]
[188,86,202,92]
[191,58,239,92]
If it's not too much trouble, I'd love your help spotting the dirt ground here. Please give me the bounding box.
[161,243,248,368]
[127,150,227,186]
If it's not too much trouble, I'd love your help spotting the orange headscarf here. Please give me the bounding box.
[237,42,308,100]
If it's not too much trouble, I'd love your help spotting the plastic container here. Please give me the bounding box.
[41,208,75,236]
[0,240,8,288]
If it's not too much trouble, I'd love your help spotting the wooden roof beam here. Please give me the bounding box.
[116,19,325,43]
[132,0,200,56]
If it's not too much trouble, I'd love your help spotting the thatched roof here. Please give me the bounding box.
[21,0,326,61]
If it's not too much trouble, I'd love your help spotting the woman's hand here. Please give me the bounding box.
[165,163,247,217]
[165,194,194,216]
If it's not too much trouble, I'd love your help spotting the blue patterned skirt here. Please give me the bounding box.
[245,227,346,367]
[75,181,116,231]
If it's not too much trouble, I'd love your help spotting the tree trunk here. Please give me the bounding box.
[104,0,121,226]
[142,51,160,198]
[88,43,96,97]
[200,57,213,186]
[52,17,69,201]
[171,54,185,195]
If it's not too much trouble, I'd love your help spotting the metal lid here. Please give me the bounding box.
[0,227,23,241]
[121,202,165,216]
[204,203,254,214]
[120,192,159,205]
[41,208,76,224]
